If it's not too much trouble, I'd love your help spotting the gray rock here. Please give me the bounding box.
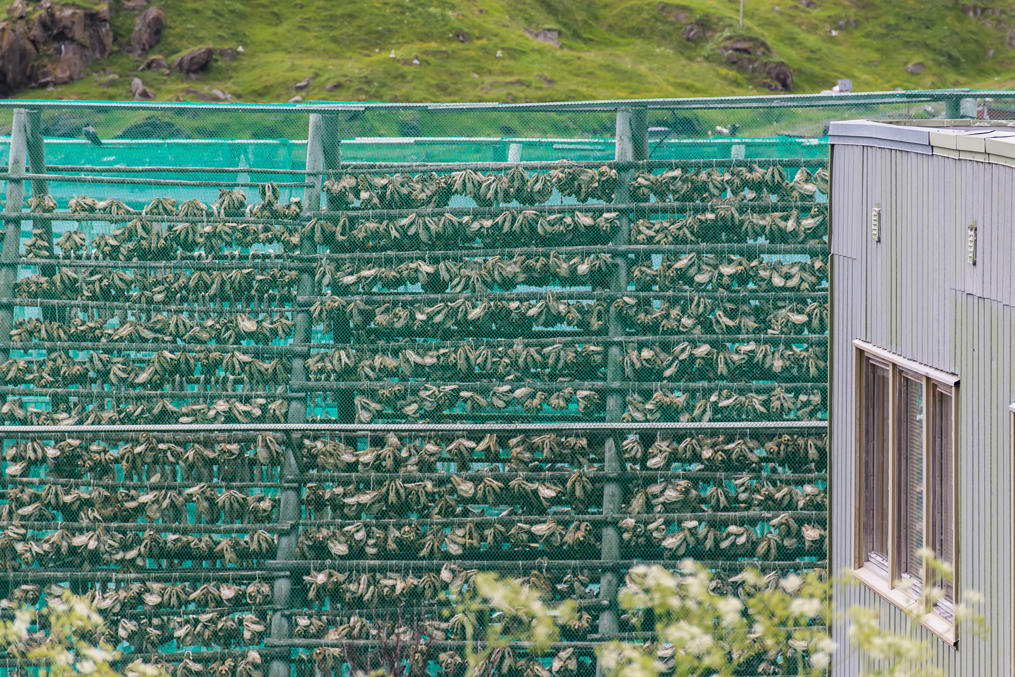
[0,0,113,95]
[0,21,38,93]
[128,7,164,55]
[174,46,214,73]
[523,28,560,47]
[293,72,318,90]
[139,55,168,72]
[130,75,152,99]
[906,62,926,75]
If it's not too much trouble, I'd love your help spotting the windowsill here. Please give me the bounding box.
[851,566,958,647]
[852,564,912,611]
[922,609,957,646]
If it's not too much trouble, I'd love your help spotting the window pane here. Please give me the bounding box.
[896,373,924,583]
[930,387,954,606]
[862,357,890,566]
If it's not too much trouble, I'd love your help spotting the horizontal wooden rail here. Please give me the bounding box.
[0,469,827,491]
[0,476,291,490]
[0,198,827,223]
[0,647,291,668]
[0,567,276,582]
[297,469,827,483]
[265,557,823,572]
[276,598,610,619]
[3,340,307,355]
[0,520,289,533]
[0,288,827,312]
[294,378,827,392]
[0,332,828,355]
[0,386,300,400]
[292,511,827,528]
[0,171,311,188]
[0,421,827,434]
[39,157,828,176]
[18,242,828,268]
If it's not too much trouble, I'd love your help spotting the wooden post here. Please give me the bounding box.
[945,97,960,119]
[598,107,647,659]
[319,114,355,424]
[268,113,326,677]
[1,109,28,364]
[507,142,523,163]
[24,111,60,326]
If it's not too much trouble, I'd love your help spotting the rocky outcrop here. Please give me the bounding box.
[715,35,793,91]
[139,54,168,72]
[128,6,163,55]
[130,74,152,99]
[0,0,113,95]
[173,45,213,74]
[523,28,560,47]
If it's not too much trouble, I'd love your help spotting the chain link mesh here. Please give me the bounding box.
[0,91,1012,676]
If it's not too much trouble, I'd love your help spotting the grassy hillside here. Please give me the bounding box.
[13,0,1015,104]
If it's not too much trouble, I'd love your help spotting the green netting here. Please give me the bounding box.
[0,91,1008,676]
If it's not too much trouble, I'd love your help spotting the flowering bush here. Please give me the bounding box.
[461,549,983,677]
[0,592,165,677]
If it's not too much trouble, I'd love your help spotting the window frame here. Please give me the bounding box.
[853,340,959,645]
[894,369,925,591]
[856,350,891,575]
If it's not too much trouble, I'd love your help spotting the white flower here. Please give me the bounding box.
[789,596,822,618]
[811,651,831,670]
[780,573,803,594]
[717,596,743,625]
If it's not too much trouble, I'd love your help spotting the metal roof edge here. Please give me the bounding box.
[828,120,932,146]
[828,133,932,155]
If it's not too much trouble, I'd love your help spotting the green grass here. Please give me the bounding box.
[14,0,1015,105]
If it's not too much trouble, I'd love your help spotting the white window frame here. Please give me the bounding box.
[853,340,959,645]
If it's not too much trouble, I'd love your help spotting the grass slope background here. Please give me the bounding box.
[14,0,1015,104]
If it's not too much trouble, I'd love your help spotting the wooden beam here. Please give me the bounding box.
[1,109,27,364]
[267,113,327,677]
[598,107,647,664]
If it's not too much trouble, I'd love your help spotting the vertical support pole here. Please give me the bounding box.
[0,109,27,609]
[268,113,325,677]
[1,109,28,365]
[319,114,355,424]
[24,111,58,326]
[507,142,523,163]
[945,97,960,119]
[598,107,647,657]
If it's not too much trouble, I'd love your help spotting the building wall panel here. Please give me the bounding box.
[831,147,1015,677]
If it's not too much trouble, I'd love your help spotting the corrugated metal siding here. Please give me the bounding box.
[831,145,1015,676]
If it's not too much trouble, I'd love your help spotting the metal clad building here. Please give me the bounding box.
[830,119,1015,675]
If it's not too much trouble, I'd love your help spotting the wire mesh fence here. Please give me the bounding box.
[0,90,1010,675]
